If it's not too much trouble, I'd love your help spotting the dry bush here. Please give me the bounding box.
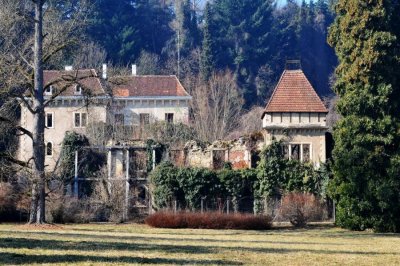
[0,182,15,212]
[145,211,272,230]
[48,177,126,223]
[0,181,30,222]
[279,192,323,227]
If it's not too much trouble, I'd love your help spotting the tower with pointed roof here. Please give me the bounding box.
[262,65,328,166]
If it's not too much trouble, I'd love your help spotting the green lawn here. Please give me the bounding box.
[0,223,399,265]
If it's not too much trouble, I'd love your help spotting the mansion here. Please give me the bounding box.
[18,64,329,172]
[19,66,191,170]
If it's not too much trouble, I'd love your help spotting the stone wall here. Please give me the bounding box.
[170,138,263,170]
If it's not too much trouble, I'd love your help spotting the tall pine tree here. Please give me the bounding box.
[200,2,216,81]
[211,0,274,105]
[328,0,400,232]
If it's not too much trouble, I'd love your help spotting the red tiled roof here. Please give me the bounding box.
[111,75,190,97]
[263,70,327,114]
[44,69,105,96]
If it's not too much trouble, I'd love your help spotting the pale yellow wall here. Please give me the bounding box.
[263,112,328,167]
[19,97,191,172]
[19,102,107,171]
[111,99,190,125]
[264,129,326,166]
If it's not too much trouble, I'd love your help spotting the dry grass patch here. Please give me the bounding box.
[0,223,399,265]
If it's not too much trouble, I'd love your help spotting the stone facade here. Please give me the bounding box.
[19,99,108,170]
[109,98,190,126]
[262,116,328,166]
[18,68,191,172]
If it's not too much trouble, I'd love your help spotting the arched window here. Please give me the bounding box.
[46,142,53,156]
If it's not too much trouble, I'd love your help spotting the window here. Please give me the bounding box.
[46,113,54,128]
[165,113,174,123]
[140,113,150,126]
[74,112,87,128]
[44,86,53,95]
[75,85,82,95]
[282,145,289,160]
[114,114,124,125]
[291,144,300,161]
[302,144,311,163]
[46,142,53,156]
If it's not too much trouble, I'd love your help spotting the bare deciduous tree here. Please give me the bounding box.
[191,71,244,142]
[137,51,161,75]
[73,42,107,69]
[0,0,90,224]
[324,95,339,131]
[228,106,264,139]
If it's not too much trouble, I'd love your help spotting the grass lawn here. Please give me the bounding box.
[0,223,399,265]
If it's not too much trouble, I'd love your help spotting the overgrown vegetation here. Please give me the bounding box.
[56,132,106,197]
[150,140,331,219]
[279,192,324,227]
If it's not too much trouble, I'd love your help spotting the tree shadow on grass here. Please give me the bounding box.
[233,246,400,256]
[2,236,398,258]
[1,230,352,246]
[0,252,242,265]
[0,237,213,254]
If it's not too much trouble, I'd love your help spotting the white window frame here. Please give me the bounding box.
[285,143,312,162]
[45,112,54,128]
[73,112,87,128]
[46,141,53,157]
[44,85,53,96]
[74,85,82,95]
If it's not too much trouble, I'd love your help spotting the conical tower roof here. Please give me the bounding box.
[263,69,328,116]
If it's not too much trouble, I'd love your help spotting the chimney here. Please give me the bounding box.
[132,64,137,76]
[65,66,73,71]
[102,64,107,79]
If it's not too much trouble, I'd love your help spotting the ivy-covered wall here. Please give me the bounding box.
[150,140,332,212]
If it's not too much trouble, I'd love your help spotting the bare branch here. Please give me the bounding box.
[0,115,33,140]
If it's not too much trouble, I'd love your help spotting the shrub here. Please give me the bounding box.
[0,183,16,219]
[48,179,126,223]
[145,211,272,230]
[0,182,30,222]
[279,192,323,227]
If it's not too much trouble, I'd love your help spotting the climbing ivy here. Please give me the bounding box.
[59,132,105,195]
[150,140,332,212]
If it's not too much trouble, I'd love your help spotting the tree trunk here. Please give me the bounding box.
[28,0,46,224]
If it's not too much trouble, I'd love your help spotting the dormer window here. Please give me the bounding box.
[44,86,53,95]
[75,85,82,95]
